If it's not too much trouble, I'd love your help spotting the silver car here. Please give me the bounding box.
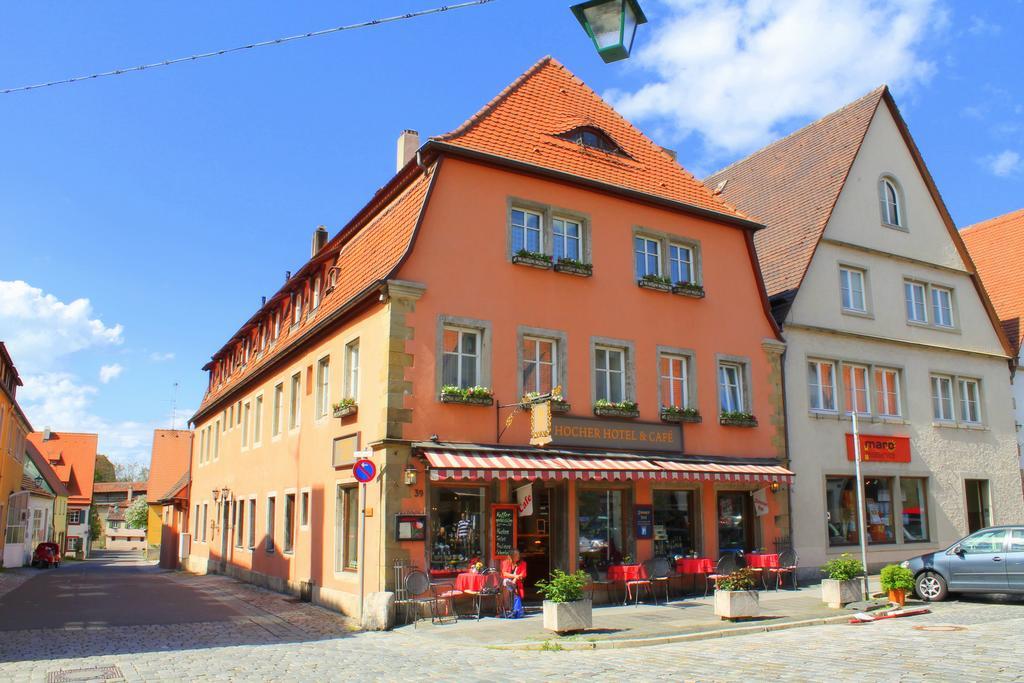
[900,526,1024,601]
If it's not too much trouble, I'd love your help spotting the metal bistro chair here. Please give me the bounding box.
[704,553,741,597]
[469,569,505,620]
[624,568,654,607]
[768,549,800,591]
[644,557,674,605]
[402,570,436,628]
[430,579,465,624]
[588,568,614,605]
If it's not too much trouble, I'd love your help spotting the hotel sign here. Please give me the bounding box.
[845,433,911,463]
[551,416,682,453]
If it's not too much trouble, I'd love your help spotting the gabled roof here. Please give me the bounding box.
[24,441,70,497]
[705,87,885,300]
[436,56,749,223]
[146,430,192,503]
[156,471,190,504]
[26,431,97,505]
[962,208,1024,351]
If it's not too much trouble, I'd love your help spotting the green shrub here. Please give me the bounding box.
[717,567,757,592]
[720,410,756,422]
[822,553,864,581]
[535,569,589,603]
[880,564,915,591]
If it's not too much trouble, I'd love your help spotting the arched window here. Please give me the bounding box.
[558,126,624,155]
[879,176,903,228]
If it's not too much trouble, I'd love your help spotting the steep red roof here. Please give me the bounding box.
[146,430,192,504]
[437,56,745,220]
[94,481,147,494]
[962,208,1024,351]
[26,431,97,505]
[705,87,885,299]
[24,441,69,497]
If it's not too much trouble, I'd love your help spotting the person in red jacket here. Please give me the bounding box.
[500,548,527,602]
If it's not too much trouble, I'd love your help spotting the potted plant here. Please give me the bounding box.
[671,281,706,298]
[719,410,757,427]
[536,569,592,634]
[512,249,552,269]
[332,397,357,418]
[713,568,760,620]
[638,273,672,292]
[880,564,915,607]
[660,405,701,423]
[593,399,640,418]
[821,553,864,608]
[554,257,593,277]
[440,385,494,406]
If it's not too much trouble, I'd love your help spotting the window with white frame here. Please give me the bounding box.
[874,368,902,417]
[718,362,745,413]
[634,236,661,278]
[840,267,867,313]
[253,396,263,446]
[522,337,557,395]
[807,360,837,412]
[669,244,694,284]
[312,275,322,311]
[213,420,220,459]
[442,327,480,389]
[843,364,870,415]
[241,401,251,448]
[511,208,543,255]
[292,292,302,325]
[273,311,281,340]
[879,177,903,227]
[552,217,582,262]
[289,372,301,429]
[316,356,330,419]
[659,354,689,409]
[931,287,953,327]
[272,382,284,436]
[199,428,207,464]
[247,499,256,548]
[905,282,927,323]
[931,375,954,421]
[344,340,360,400]
[266,496,276,553]
[594,346,626,403]
[958,378,981,423]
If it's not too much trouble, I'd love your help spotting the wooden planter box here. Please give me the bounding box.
[822,579,862,608]
[551,400,572,414]
[543,599,592,634]
[554,261,593,277]
[661,410,701,424]
[440,394,494,406]
[594,405,640,418]
[720,416,758,427]
[512,254,552,269]
[332,404,358,418]
[714,590,760,620]
[672,284,706,298]
[638,279,672,292]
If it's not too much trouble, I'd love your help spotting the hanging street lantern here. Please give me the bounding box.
[571,0,648,63]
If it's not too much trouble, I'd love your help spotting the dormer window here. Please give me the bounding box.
[879,176,904,228]
[559,126,623,155]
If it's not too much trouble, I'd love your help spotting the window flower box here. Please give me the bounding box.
[638,274,672,292]
[440,385,494,406]
[719,411,758,427]
[522,392,572,413]
[660,407,701,424]
[512,250,552,269]
[554,258,593,277]
[332,399,358,418]
[593,400,639,418]
[672,281,705,298]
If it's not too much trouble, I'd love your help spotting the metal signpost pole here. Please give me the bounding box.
[359,480,366,623]
[852,411,870,599]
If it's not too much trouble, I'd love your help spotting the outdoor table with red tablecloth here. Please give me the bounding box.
[606,564,648,582]
[430,569,460,580]
[675,557,715,575]
[746,553,780,569]
[454,572,487,593]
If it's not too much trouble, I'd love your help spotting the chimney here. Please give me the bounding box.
[43,427,52,441]
[661,146,678,161]
[261,296,267,306]
[396,129,420,172]
[285,270,291,282]
[311,226,328,257]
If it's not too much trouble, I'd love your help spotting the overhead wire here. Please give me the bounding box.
[2,1,497,95]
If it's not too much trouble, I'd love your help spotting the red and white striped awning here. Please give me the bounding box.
[422,450,793,483]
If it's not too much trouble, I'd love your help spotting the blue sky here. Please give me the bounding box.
[1,0,1021,468]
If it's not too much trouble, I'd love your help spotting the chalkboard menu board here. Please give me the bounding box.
[491,504,518,559]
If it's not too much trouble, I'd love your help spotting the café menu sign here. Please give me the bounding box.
[551,416,682,453]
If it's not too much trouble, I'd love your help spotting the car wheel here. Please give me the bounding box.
[916,571,948,602]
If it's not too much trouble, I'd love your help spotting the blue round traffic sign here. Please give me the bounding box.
[353,458,376,483]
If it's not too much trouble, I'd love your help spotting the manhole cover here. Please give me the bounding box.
[47,665,124,682]
[912,625,967,632]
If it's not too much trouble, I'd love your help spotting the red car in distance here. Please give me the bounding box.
[31,542,61,568]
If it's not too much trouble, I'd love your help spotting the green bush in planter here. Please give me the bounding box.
[880,564,915,592]
[717,567,757,592]
[535,570,590,603]
[821,553,864,581]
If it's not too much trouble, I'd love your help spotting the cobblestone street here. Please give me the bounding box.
[2,553,1023,682]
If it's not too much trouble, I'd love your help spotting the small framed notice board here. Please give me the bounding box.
[395,514,426,541]
[491,504,518,560]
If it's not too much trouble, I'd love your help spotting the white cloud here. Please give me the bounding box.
[99,363,124,384]
[985,150,1022,177]
[608,0,939,157]
[967,16,1000,35]
[0,280,123,370]
[149,351,176,362]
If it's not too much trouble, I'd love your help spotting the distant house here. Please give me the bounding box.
[92,481,146,549]
[103,504,146,550]
[26,430,98,558]
[145,430,192,560]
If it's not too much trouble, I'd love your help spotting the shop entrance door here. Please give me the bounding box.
[717,492,754,554]
[517,481,567,598]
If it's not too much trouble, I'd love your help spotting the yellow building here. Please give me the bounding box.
[0,342,33,567]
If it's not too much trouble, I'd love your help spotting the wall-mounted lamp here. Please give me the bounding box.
[770,481,781,493]
[212,489,220,502]
[404,467,418,486]
[221,487,230,500]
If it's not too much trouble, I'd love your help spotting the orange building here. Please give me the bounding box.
[186,57,791,616]
[144,429,192,565]
[26,430,97,557]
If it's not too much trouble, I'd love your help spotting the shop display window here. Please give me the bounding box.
[900,478,929,543]
[826,476,896,546]
[652,489,699,558]
[431,486,486,573]
[577,487,633,570]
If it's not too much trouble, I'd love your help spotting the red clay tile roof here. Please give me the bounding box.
[26,431,97,505]
[437,56,746,221]
[21,473,53,497]
[156,471,190,503]
[24,441,70,497]
[962,208,1024,350]
[146,429,192,503]
[705,87,885,299]
[93,481,147,494]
